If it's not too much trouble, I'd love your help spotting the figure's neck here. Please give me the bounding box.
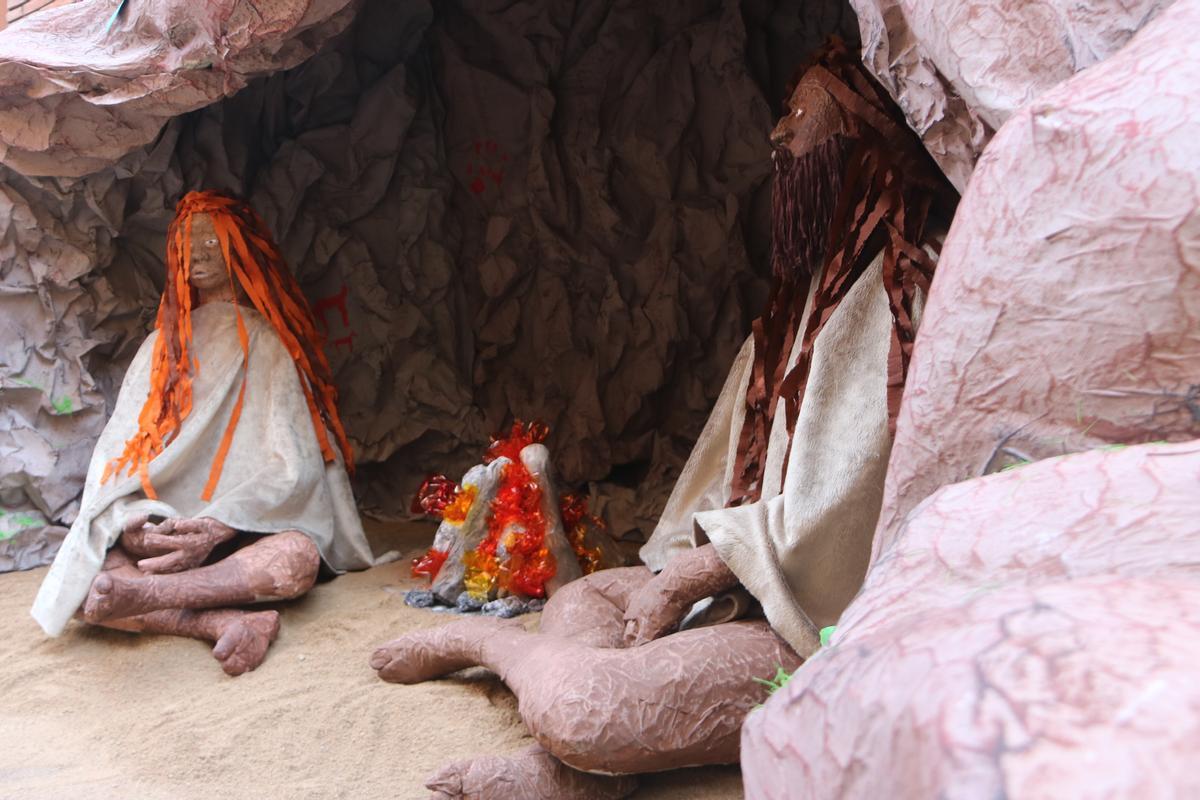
[196,282,242,307]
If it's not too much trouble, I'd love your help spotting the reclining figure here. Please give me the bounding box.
[369,42,955,798]
[31,191,375,675]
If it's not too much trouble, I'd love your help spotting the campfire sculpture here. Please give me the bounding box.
[407,422,622,616]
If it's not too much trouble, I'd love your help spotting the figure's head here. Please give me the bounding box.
[770,72,851,159]
[185,212,226,292]
[166,191,279,302]
[768,38,948,282]
[104,190,354,501]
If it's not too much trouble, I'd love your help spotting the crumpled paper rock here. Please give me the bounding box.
[0,506,65,572]
[850,0,1171,190]
[743,439,1200,798]
[0,0,859,570]
[876,0,1200,555]
[0,0,358,177]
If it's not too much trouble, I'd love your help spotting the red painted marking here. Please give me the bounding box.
[313,284,350,333]
[466,140,511,194]
[332,332,356,352]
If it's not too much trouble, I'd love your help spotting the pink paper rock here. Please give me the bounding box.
[743,440,1200,798]
[877,0,1200,554]
[852,0,1171,189]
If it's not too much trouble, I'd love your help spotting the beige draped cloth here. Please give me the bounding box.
[31,302,376,636]
[642,251,912,656]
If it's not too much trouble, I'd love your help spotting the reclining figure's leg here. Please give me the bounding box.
[372,565,801,782]
[82,530,320,623]
[536,566,653,646]
[377,568,651,798]
[82,546,285,675]
[425,743,638,800]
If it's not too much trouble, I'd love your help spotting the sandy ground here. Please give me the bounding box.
[0,521,742,800]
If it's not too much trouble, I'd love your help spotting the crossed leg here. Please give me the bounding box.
[81,531,320,675]
[372,567,803,798]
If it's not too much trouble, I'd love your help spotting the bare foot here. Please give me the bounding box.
[212,610,281,676]
[369,617,521,684]
[82,572,144,623]
[426,745,637,800]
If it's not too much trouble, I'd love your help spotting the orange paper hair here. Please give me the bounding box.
[103,190,354,501]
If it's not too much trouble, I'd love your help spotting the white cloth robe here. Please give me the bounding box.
[641,251,916,657]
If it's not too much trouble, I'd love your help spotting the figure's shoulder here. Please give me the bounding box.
[128,326,160,370]
[241,306,296,367]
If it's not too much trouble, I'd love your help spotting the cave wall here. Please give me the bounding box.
[0,0,858,567]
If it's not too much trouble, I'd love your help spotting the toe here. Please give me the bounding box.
[376,657,411,683]
[221,655,249,677]
[213,630,236,662]
[369,646,393,670]
[213,628,255,676]
[425,762,465,798]
[82,574,115,622]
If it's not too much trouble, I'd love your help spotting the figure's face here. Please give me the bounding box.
[770,76,850,157]
[187,213,227,291]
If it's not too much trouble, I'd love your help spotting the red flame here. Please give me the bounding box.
[484,420,548,465]
[411,548,449,579]
[412,474,459,517]
[467,420,556,598]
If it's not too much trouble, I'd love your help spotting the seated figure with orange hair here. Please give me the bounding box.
[30,191,375,676]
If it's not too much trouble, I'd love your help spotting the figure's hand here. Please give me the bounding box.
[117,514,158,557]
[129,517,237,574]
[622,543,739,647]
[622,572,691,646]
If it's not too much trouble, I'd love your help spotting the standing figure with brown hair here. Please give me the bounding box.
[31,191,375,676]
[368,40,956,799]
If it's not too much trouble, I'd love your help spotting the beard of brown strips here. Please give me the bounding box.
[770,135,850,285]
[725,134,852,506]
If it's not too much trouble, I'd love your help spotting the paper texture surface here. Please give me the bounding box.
[850,0,1170,190]
[745,440,1200,798]
[876,0,1200,556]
[742,6,1200,792]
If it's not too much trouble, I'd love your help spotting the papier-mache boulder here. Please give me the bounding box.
[877,0,1200,553]
[743,440,1200,798]
[851,0,1172,190]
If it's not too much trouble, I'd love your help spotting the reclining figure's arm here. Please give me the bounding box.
[622,543,738,646]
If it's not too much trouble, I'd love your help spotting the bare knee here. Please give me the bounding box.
[545,566,651,613]
[246,531,320,600]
